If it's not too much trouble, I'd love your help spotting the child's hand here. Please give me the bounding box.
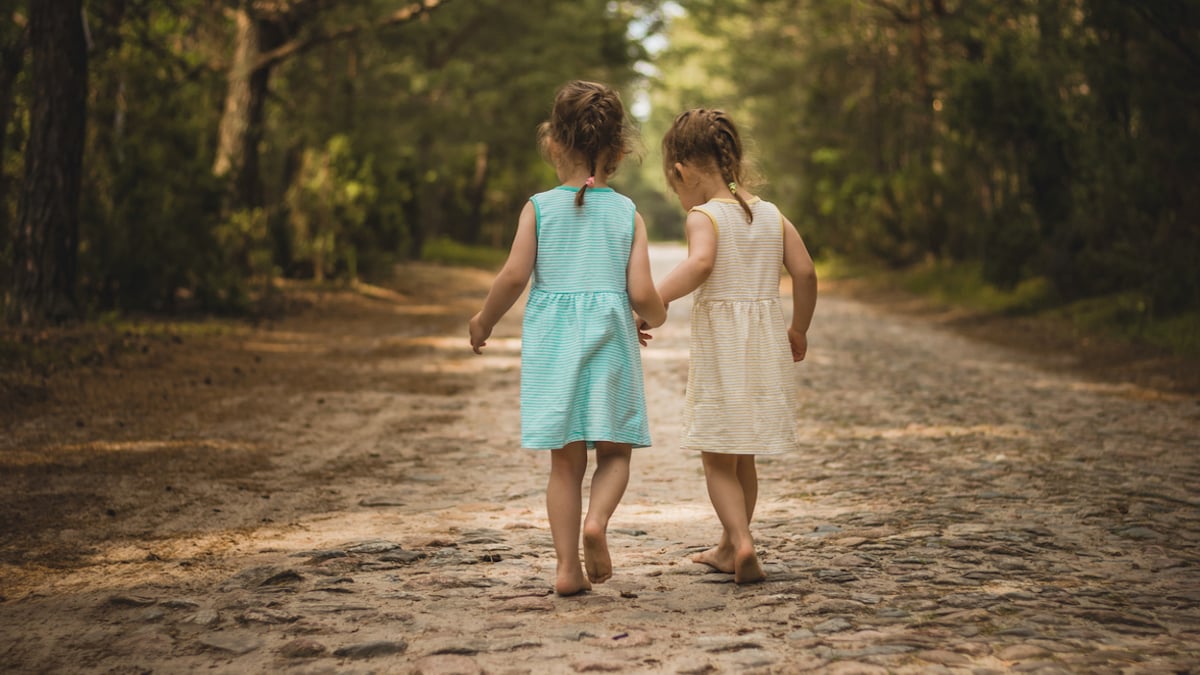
[788,327,808,362]
[469,313,492,354]
[636,318,654,347]
[635,303,666,347]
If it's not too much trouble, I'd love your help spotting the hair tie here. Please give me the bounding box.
[728,181,738,194]
[585,176,595,188]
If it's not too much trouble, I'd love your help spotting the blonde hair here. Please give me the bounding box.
[662,108,754,221]
[538,80,636,206]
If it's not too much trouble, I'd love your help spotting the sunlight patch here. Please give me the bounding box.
[6,439,261,467]
[812,423,1032,442]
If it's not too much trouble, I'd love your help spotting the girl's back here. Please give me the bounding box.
[684,196,797,455]
[530,187,635,292]
[522,186,649,451]
[692,198,784,303]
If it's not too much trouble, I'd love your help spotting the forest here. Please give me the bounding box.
[2,0,1198,348]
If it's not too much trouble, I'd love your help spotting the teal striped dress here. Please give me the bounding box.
[520,186,651,450]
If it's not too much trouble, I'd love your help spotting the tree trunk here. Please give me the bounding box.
[213,9,279,211]
[213,1,452,214]
[9,0,87,325]
[407,131,437,259]
[0,23,27,241]
[463,142,489,244]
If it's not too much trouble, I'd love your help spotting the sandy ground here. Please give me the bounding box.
[1,243,1198,674]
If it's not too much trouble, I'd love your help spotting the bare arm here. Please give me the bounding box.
[469,200,537,353]
[656,209,717,305]
[627,212,667,328]
[782,215,817,361]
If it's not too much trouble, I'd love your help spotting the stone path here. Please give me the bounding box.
[1,244,1198,673]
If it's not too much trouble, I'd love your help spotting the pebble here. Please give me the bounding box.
[411,654,483,674]
[185,609,221,626]
[344,540,404,554]
[198,632,263,655]
[239,607,299,624]
[997,644,1052,661]
[279,638,328,658]
[813,618,854,634]
[332,640,408,659]
[107,594,156,607]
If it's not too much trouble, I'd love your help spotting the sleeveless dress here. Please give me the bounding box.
[682,197,799,455]
[520,186,651,450]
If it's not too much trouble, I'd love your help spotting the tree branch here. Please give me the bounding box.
[1129,5,1200,79]
[866,0,918,24]
[928,0,959,18]
[251,0,451,73]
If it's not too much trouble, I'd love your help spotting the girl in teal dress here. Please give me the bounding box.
[470,80,666,596]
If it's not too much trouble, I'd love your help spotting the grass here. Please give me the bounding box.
[897,261,1050,315]
[421,237,507,270]
[1056,293,1200,357]
[819,255,1200,358]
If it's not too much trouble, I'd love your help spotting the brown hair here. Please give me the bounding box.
[538,80,636,207]
[661,108,754,222]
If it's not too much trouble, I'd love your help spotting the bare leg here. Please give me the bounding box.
[582,442,631,583]
[695,454,758,573]
[547,442,591,595]
[694,452,765,584]
[738,455,758,523]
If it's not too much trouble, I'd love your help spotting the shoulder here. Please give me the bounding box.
[529,187,564,204]
[602,189,637,214]
[687,205,719,232]
[692,197,730,221]
[750,198,784,224]
[610,189,636,207]
[748,196,777,212]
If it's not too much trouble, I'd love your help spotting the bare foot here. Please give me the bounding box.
[733,547,766,584]
[692,545,735,573]
[555,566,592,596]
[583,524,613,583]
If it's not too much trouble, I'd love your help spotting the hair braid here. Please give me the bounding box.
[663,108,756,223]
[538,82,635,208]
[709,112,752,222]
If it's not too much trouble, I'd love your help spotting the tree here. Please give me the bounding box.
[212,0,452,212]
[8,0,87,325]
[1,0,655,314]
[0,4,26,247]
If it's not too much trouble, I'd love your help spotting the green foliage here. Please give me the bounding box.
[1058,294,1200,357]
[899,261,1051,315]
[1,0,654,315]
[659,0,1200,336]
[420,237,507,269]
[269,0,650,258]
[285,135,378,281]
[7,0,1193,340]
[71,1,238,313]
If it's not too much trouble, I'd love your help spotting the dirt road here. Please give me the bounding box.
[2,243,1198,673]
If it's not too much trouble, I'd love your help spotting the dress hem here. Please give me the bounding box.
[522,441,653,451]
[681,445,793,455]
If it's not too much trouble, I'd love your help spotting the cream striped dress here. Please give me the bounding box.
[682,197,799,455]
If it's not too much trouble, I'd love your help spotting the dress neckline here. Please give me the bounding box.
[555,185,614,193]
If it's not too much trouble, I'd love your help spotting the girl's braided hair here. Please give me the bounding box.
[538,80,636,207]
[661,108,754,222]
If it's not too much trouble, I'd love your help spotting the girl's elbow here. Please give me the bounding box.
[794,262,817,286]
[497,268,530,292]
[633,298,666,327]
[644,307,667,328]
